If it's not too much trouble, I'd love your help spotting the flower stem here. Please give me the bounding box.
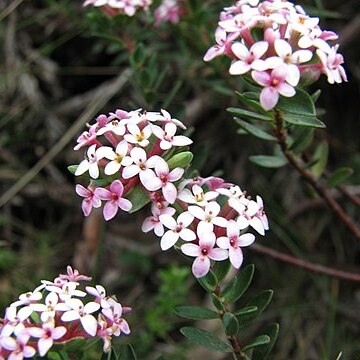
[273,109,360,242]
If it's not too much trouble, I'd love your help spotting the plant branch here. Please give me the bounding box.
[251,243,360,282]
[273,110,360,242]
[213,286,245,359]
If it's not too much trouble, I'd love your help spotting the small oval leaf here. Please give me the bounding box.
[235,118,276,141]
[237,290,274,328]
[233,306,258,316]
[197,270,217,292]
[326,167,354,188]
[221,264,255,304]
[253,323,280,360]
[228,108,272,122]
[249,155,288,168]
[167,151,193,170]
[282,113,325,128]
[213,260,231,283]
[67,165,78,175]
[180,327,232,353]
[174,306,219,320]
[222,312,239,336]
[126,185,150,213]
[242,335,271,352]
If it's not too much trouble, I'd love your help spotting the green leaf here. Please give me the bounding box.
[282,113,325,128]
[67,165,78,175]
[167,151,193,170]
[326,167,354,188]
[180,327,232,353]
[62,338,87,352]
[288,127,314,152]
[197,270,217,292]
[47,352,65,360]
[211,293,226,312]
[174,306,219,320]
[249,155,288,168]
[213,260,232,283]
[228,108,272,122]
[126,185,150,213]
[222,312,239,336]
[233,306,258,316]
[119,344,137,360]
[276,88,325,128]
[237,290,273,328]
[242,335,271,352]
[252,323,280,360]
[235,91,266,112]
[101,348,119,360]
[221,264,255,304]
[311,89,322,103]
[277,88,316,117]
[235,119,276,141]
[311,141,329,178]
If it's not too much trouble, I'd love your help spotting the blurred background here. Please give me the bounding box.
[0,0,359,358]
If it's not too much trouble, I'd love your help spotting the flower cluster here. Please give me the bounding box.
[73,108,268,279]
[0,267,131,358]
[73,108,192,221]
[83,0,152,17]
[204,0,347,110]
[143,176,268,278]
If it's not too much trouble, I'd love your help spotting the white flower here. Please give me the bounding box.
[188,201,228,233]
[45,282,86,301]
[229,41,269,75]
[177,184,218,206]
[122,147,160,188]
[61,298,100,336]
[159,212,196,250]
[124,123,152,147]
[102,140,133,175]
[151,122,192,150]
[75,144,112,179]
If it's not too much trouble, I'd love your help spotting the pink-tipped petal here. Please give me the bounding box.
[229,247,244,269]
[260,87,279,111]
[192,256,211,278]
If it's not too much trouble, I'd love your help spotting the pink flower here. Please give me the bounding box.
[102,302,130,336]
[59,266,92,282]
[217,220,255,268]
[94,180,132,221]
[75,184,101,216]
[154,0,181,26]
[316,46,347,84]
[0,332,36,359]
[252,66,296,110]
[204,28,239,62]
[28,323,67,357]
[74,123,98,151]
[181,231,228,278]
[142,158,184,204]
